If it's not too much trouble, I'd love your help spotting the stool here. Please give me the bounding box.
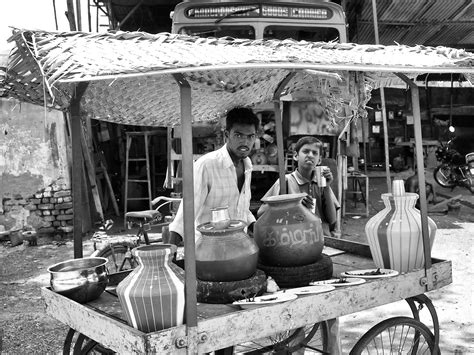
[343,173,369,217]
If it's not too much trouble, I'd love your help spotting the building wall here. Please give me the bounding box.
[0,98,72,235]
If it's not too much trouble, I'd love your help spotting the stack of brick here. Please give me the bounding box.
[1,183,74,237]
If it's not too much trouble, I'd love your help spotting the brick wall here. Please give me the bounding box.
[1,180,73,237]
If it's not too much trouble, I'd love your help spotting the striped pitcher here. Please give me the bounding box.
[117,244,185,332]
[365,180,437,273]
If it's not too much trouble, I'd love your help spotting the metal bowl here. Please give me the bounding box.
[47,257,108,304]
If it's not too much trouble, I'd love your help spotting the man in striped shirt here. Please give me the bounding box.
[169,107,260,244]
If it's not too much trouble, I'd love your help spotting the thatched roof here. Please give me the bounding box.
[1,29,473,126]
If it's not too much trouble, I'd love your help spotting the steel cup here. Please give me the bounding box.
[314,166,327,187]
[210,206,231,229]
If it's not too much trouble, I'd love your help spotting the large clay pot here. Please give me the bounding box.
[116,244,185,333]
[365,180,437,273]
[254,193,324,267]
[196,220,259,282]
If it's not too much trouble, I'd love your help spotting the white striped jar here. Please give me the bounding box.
[116,244,185,332]
[365,192,437,273]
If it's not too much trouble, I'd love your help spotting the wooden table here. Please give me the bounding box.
[42,242,452,354]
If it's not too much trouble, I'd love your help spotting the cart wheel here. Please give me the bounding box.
[81,339,115,354]
[349,316,435,355]
[234,321,329,354]
[406,294,440,353]
[94,244,136,273]
[63,329,115,354]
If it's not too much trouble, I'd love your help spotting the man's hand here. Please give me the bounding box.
[322,167,333,185]
[301,194,314,211]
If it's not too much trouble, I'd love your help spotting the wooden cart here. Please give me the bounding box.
[4,29,473,354]
[41,240,452,353]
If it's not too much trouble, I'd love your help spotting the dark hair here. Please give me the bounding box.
[294,136,323,153]
[226,107,259,131]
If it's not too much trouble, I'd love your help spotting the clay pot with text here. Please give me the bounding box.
[254,193,324,267]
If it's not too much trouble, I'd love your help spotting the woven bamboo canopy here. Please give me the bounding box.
[1,29,473,127]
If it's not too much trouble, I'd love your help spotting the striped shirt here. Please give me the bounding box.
[169,144,256,239]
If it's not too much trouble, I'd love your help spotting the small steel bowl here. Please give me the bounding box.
[47,257,108,304]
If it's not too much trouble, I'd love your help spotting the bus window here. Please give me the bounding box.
[263,26,340,42]
[179,26,255,39]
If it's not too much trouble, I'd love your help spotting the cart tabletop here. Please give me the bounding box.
[41,248,452,354]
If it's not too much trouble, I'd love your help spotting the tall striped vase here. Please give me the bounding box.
[365,180,437,273]
[116,244,185,333]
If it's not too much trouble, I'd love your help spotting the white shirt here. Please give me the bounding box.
[169,144,256,239]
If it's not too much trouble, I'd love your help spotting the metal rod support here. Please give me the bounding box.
[172,73,198,354]
[372,0,391,192]
[272,72,296,194]
[395,73,433,289]
[70,82,89,258]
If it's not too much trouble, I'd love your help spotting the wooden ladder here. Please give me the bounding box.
[123,131,160,227]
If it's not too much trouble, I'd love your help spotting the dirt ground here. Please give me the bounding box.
[1,173,473,354]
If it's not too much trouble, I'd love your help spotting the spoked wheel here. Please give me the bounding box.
[349,317,435,355]
[234,321,329,354]
[433,164,456,188]
[406,294,440,353]
[94,244,137,273]
[63,329,115,354]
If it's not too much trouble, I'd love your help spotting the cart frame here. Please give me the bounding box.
[3,29,473,353]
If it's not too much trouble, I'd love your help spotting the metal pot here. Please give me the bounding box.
[47,257,108,303]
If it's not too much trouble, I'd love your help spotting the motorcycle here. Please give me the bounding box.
[433,138,474,193]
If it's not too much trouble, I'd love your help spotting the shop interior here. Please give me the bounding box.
[86,86,473,223]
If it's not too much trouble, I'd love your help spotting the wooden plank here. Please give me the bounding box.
[42,287,147,353]
[99,159,120,216]
[325,236,372,257]
[81,128,104,221]
[183,259,452,353]
[332,253,376,275]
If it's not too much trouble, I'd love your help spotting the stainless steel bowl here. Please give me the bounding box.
[47,257,108,303]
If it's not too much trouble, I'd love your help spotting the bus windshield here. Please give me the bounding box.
[178,25,340,42]
[178,26,256,39]
[263,26,340,42]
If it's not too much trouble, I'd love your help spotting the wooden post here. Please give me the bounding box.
[172,73,198,354]
[66,0,77,31]
[395,73,433,289]
[371,0,391,193]
[70,82,89,258]
[273,72,296,194]
[76,0,82,31]
[81,129,104,221]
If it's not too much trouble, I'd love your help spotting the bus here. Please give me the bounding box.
[171,0,347,42]
[170,0,350,209]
